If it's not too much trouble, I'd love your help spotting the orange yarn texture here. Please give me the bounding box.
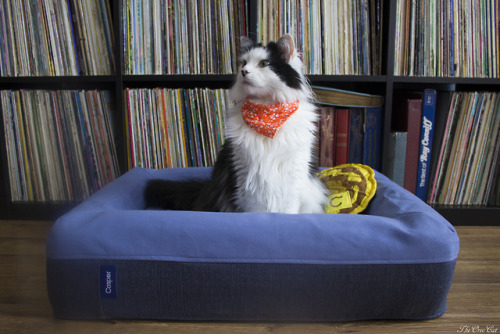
[241,99,299,138]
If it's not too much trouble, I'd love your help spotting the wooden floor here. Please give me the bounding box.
[0,220,498,334]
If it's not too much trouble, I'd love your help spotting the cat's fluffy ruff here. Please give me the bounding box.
[227,98,327,213]
[144,34,328,213]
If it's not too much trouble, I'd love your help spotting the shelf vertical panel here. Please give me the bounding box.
[114,0,127,174]
[380,0,399,175]
[247,0,258,40]
[0,100,11,215]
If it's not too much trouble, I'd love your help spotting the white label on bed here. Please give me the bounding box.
[100,265,117,299]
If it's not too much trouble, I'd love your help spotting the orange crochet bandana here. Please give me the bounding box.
[241,99,299,138]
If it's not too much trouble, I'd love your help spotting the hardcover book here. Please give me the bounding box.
[313,86,384,108]
[319,106,336,167]
[335,109,350,166]
[362,107,383,171]
[393,96,423,194]
[416,89,437,201]
[349,109,364,164]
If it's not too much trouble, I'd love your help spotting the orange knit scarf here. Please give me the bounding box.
[241,99,299,138]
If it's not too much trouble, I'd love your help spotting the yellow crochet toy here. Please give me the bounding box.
[318,164,377,214]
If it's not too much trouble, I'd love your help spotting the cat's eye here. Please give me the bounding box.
[259,60,270,68]
[241,59,247,67]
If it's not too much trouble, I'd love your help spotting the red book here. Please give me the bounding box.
[319,106,335,167]
[403,98,423,194]
[335,109,350,166]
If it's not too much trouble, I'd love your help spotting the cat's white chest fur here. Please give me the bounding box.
[226,100,327,214]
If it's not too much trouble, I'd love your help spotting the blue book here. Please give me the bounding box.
[349,108,364,164]
[362,107,383,171]
[416,89,437,201]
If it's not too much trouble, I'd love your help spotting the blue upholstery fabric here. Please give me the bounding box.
[46,167,459,321]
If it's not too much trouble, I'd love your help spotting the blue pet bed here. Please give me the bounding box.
[46,167,459,321]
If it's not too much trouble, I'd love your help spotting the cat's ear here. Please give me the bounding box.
[240,36,254,54]
[277,34,295,62]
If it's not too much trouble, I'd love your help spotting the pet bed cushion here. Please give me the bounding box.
[46,167,459,321]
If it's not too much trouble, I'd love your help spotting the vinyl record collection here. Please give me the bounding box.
[0,0,498,221]
[394,0,499,77]
[257,0,384,75]
[1,90,119,202]
[125,88,230,168]
[429,92,500,205]
[0,0,115,76]
[123,0,247,74]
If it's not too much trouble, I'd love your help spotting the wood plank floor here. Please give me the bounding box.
[0,220,498,334]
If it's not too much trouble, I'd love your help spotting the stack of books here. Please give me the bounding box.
[314,86,384,171]
[389,90,438,200]
[1,90,119,202]
[394,0,499,77]
[123,0,246,75]
[125,88,230,168]
[0,0,115,76]
[257,0,384,75]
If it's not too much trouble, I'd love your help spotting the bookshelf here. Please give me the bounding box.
[0,0,498,224]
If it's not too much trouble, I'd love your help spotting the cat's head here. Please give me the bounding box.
[230,34,312,104]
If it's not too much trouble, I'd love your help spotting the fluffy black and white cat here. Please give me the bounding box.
[144,34,328,213]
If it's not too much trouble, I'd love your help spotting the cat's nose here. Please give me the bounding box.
[241,69,249,77]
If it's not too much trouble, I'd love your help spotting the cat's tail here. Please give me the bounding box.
[144,179,207,210]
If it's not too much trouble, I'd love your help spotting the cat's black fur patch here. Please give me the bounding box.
[144,139,239,212]
[265,42,302,89]
[240,38,261,54]
[144,178,206,210]
[308,135,321,177]
[191,139,239,211]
